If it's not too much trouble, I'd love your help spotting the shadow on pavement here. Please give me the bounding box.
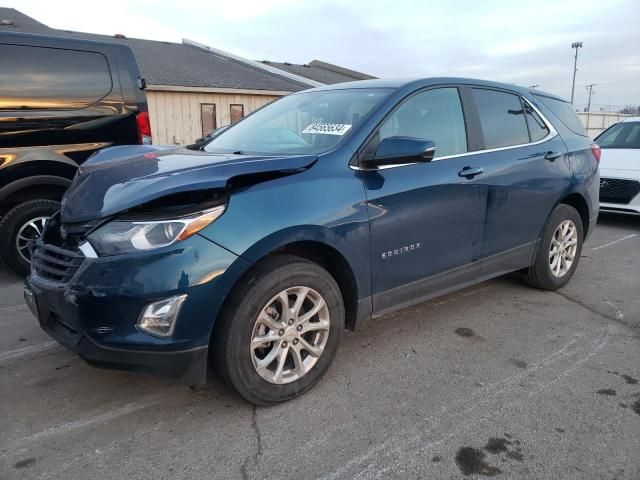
[597,212,640,231]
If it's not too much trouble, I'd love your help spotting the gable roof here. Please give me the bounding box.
[0,7,52,33]
[0,7,313,93]
[261,59,376,84]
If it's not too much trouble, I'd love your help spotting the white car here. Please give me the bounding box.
[595,117,640,214]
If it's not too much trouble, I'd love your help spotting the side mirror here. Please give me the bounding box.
[371,136,436,166]
[185,125,232,151]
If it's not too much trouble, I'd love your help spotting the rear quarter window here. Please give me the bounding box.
[533,94,587,136]
[524,102,550,142]
[0,44,112,111]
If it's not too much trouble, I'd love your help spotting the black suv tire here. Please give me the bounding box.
[523,204,584,290]
[212,255,345,405]
[0,199,60,276]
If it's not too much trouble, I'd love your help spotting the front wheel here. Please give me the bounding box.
[523,204,584,290]
[0,199,60,276]
[212,255,344,405]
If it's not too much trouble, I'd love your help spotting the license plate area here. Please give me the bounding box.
[25,282,82,347]
[23,285,38,318]
[46,312,82,346]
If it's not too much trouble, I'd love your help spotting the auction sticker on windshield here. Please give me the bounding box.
[302,123,352,135]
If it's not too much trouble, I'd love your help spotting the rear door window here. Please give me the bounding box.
[472,88,530,148]
[0,44,112,110]
[533,94,587,136]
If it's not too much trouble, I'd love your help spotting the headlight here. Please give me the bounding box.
[87,206,225,256]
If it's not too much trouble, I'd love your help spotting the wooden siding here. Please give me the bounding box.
[146,90,282,145]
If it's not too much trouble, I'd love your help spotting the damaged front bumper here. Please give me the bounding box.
[25,233,248,385]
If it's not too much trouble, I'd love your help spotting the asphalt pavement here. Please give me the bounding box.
[1,213,638,480]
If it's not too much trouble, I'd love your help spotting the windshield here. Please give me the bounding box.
[204,88,392,155]
[595,122,640,149]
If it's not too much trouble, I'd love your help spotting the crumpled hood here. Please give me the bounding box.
[60,145,317,223]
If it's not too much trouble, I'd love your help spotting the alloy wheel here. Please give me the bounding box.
[549,219,578,278]
[250,286,330,384]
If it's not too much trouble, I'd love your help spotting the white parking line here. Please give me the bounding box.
[24,398,168,444]
[591,233,638,251]
[0,304,27,313]
[11,391,187,448]
[319,328,610,480]
[0,341,60,364]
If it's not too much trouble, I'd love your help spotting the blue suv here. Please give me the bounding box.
[24,78,600,404]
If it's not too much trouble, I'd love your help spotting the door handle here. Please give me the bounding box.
[458,166,484,179]
[544,151,562,161]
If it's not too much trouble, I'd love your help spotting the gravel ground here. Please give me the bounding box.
[1,213,638,480]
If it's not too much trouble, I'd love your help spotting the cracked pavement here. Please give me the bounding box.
[1,213,639,479]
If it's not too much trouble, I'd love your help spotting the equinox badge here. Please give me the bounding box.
[381,242,422,259]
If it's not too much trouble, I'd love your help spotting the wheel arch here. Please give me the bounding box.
[559,192,590,239]
[267,241,359,331]
[0,176,70,215]
[212,229,366,335]
[0,160,76,215]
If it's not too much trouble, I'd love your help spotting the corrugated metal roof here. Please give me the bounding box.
[261,59,376,84]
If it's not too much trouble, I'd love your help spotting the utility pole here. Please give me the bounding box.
[585,83,596,112]
[585,83,595,132]
[570,41,583,104]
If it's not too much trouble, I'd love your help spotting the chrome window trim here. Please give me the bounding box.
[350,96,558,171]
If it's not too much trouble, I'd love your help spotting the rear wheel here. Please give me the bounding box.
[0,199,60,276]
[523,204,584,290]
[212,255,344,405]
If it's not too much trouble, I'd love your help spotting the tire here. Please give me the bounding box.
[0,199,60,276]
[212,254,345,405]
[523,204,584,290]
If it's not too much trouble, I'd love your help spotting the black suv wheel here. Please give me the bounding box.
[0,199,60,276]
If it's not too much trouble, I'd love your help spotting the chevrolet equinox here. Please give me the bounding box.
[25,78,600,405]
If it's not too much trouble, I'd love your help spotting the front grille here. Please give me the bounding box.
[600,178,640,204]
[32,243,84,283]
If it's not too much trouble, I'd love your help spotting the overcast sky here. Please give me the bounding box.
[11,0,640,109]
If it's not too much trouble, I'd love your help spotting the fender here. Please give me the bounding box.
[0,175,71,204]
[202,225,373,334]
[0,143,106,168]
[233,224,370,306]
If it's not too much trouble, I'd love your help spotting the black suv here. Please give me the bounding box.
[0,31,149,275]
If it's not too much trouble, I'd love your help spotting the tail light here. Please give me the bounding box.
[591,143,601,163]
[136,111,152,145]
